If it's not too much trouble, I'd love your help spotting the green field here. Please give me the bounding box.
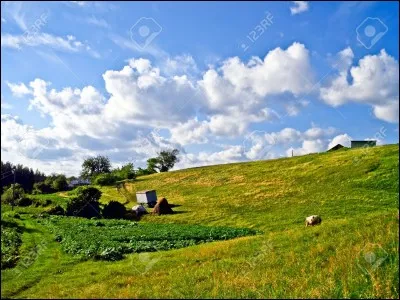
[1,144,399,298]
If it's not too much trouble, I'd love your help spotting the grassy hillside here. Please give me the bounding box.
[1,144,399,298]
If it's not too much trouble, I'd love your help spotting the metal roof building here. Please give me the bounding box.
[351,140,377,148]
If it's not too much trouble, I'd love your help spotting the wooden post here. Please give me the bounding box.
[12,168,16,211]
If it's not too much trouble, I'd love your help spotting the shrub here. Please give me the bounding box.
[68,186,84,196]
[1,184,25,205]
[52,175,68,191]
[94,173,118,186]
[46,205,65,216]
[112,163,136,180]
[1,220,22,269]
[32,182,54,194]
[16,197,33,207]
[102,201,127,219]
[136,167,156,177]
[123,211,138,220]
[65,187,102,218]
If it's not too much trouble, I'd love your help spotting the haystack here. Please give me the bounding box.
[153,197,173,215]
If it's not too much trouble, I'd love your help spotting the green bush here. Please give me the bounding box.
[112,163,136,180]
[102,201,127,219]
[32,182,55,194]
[93,173,118,186]
[136,167,156,177]
[16,197,33,207]
[1,220,22,269]
[65,187,102,218]
[52,175,68,191]
[46,205,65,216]
[1,184,25,205]
[67,186,84,196]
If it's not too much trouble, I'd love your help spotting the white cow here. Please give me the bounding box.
[305,215,322,226]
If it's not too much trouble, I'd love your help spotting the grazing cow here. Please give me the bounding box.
[305,215,322,226]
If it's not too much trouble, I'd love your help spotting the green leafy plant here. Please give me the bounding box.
[42,216,258,261]
[1,220,22,269]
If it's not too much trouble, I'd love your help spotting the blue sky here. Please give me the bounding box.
[1,1,399,176]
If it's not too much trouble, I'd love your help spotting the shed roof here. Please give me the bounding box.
[136,190,156,194]
[328,144,345,151]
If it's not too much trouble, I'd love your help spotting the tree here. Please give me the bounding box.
[111,163,136,181]
[146,158,159,174]
[52,175,68,191]
[116,163,136,180]
[147,149,180,173]
[1,161,39,193]
[65,187,102,218]
[81,155,111,179]
[157,149,180,172]
[93,173,118,186]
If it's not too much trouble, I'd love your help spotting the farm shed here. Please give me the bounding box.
[351,140,376,148]
[68,178,90,188]
[136,190,157,207]
[328,144,346,151]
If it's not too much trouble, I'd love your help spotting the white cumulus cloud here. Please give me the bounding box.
[290,1,309,15]
[320,48,399,123]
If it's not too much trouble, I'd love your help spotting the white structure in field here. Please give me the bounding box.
[136,190,157,207]
[68,178,90,188]
[132,205,147,216]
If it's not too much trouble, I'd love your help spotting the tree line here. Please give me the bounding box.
[81,149,180,185]
[1,161,46,193]
[1,148,180,195]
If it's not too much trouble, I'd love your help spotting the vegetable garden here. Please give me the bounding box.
[40,216,259,261]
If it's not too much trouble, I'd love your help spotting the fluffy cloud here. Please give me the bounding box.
[327,133,352,149]
[6,82,31,97]
[102,58,202,127]
[203,43,313,105]
[26,79,110,138]
[242,126,338,160]
[290,1,309,15]
[176,145,245,169]
[164,54,199,77]
[320,48,399,123]
[170,108,279,145]
[286,139,325,156]
[1,94,13,110]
